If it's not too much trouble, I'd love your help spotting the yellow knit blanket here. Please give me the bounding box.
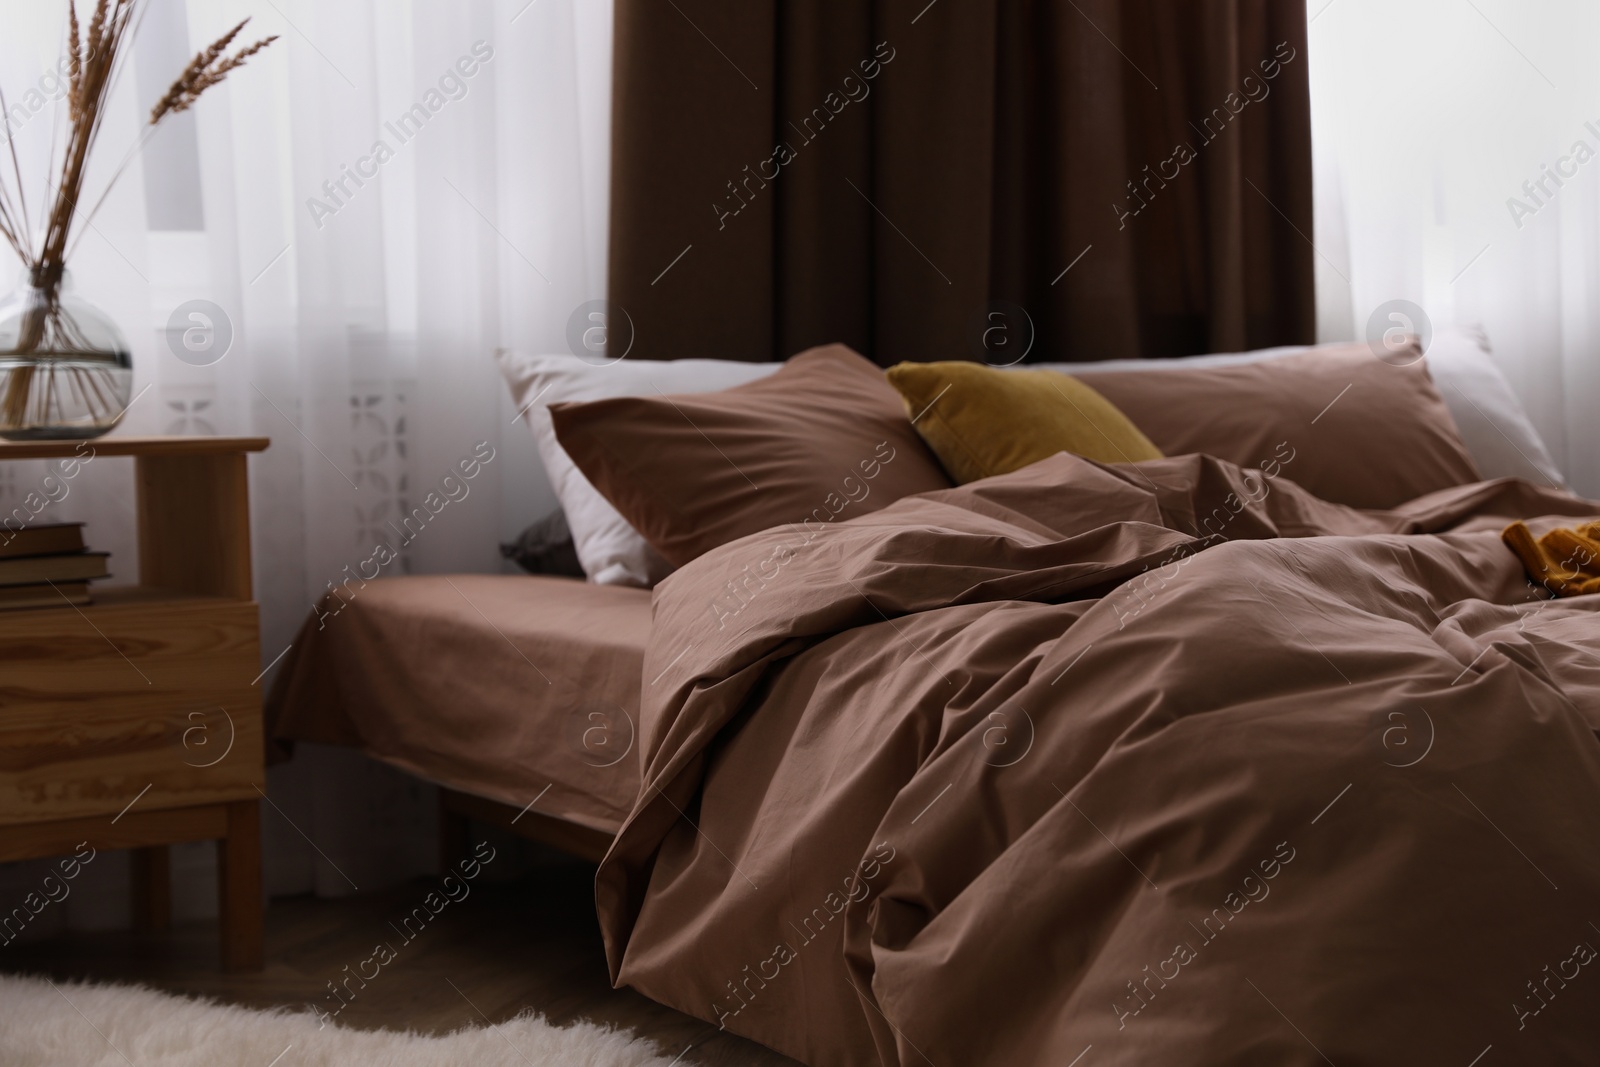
[1502,520,1600,596]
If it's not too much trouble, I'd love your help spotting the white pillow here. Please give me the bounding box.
[496,351,781,586]
[1419,327,1566,489]
[1035,326,1566,489]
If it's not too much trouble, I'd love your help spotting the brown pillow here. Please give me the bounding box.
[1071,343,1482,509]
[549,345,952,567]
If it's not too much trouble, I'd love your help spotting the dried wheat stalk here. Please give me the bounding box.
[149,19,277,125]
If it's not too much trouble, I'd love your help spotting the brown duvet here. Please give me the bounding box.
[596,452,1600,1065]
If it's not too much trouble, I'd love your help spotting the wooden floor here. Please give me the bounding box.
[0,858,801,1066]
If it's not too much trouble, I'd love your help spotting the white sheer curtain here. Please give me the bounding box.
[1307,0,1600,497]
[0,0,610,931]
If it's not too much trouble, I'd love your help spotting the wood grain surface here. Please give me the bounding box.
[0,592,262,826]
[0,436,269,460]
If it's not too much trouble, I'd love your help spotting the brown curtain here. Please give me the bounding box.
[607,0,1314,365]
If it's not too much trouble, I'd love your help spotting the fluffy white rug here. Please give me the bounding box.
[0,973,680,1066]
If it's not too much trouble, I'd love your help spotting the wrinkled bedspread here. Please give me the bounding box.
[596,453,1600,1065]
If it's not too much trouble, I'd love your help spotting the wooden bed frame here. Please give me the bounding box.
[436,786,615,867]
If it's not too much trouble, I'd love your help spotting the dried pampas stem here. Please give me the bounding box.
[0,1,277,429]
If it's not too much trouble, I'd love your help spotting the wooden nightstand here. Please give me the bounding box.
[0,435,269,970]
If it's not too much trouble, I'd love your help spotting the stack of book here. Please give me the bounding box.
[0,523,110,609]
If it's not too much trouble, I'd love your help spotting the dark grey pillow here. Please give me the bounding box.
[500,510,584,578]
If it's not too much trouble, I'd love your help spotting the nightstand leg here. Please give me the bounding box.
[131,846,171,930]
[217,799,263,971]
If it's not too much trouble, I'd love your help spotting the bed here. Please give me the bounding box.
[267,331,1600,1064]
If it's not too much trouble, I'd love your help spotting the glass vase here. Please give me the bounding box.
[0,270,133,441]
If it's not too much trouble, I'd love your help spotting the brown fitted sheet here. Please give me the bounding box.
[266,574,648,834]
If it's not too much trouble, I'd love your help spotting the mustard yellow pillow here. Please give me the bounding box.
[885,361,1163,484]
